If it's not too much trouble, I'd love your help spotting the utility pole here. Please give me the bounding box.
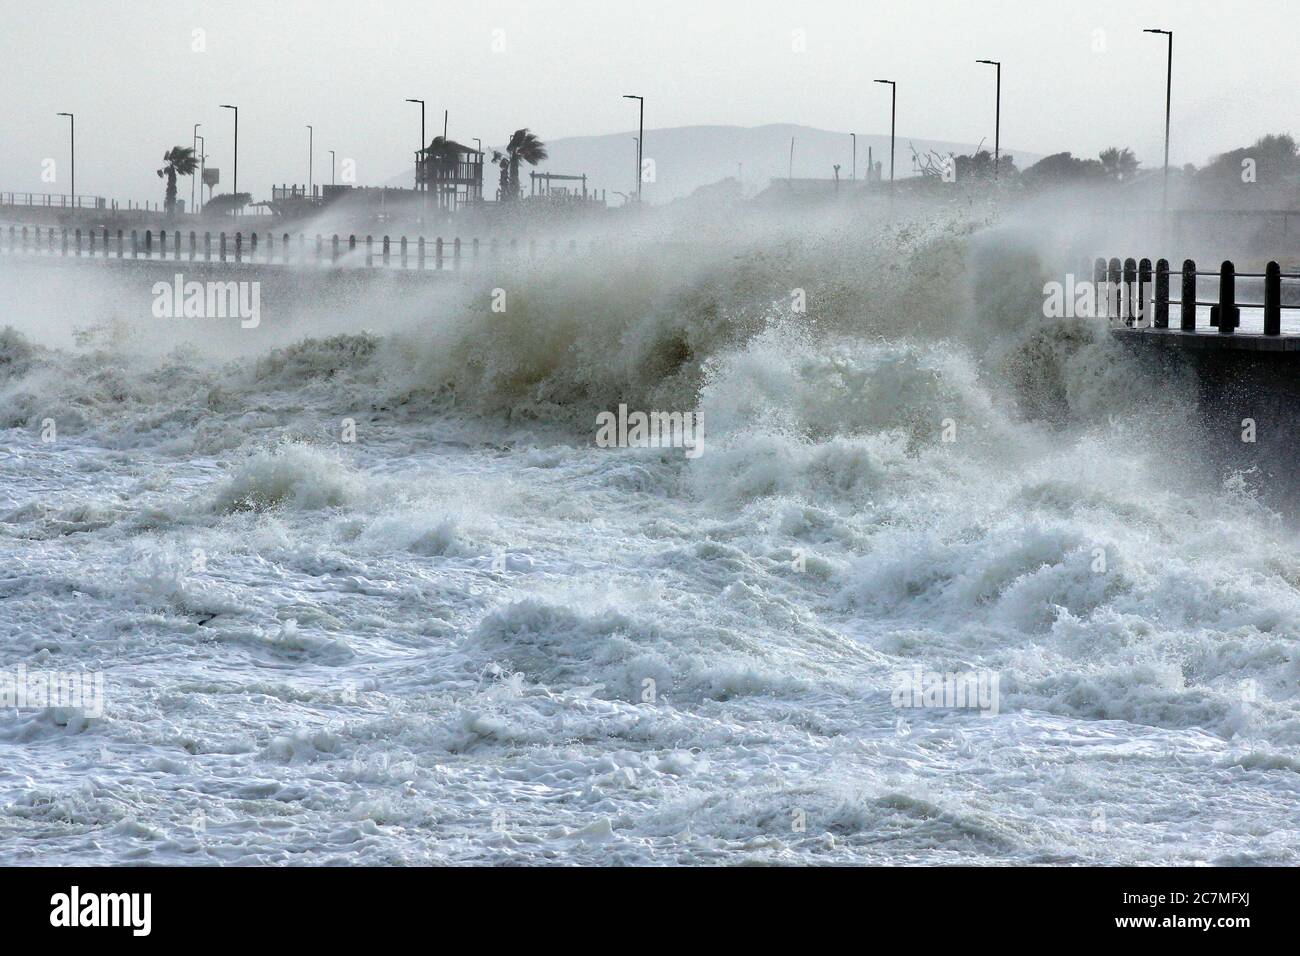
[196,135,205,212]
[874,80,896,182]
[56,112,74,204]
[306,125,313,196]
[1144,29,1174,211]
[405,99,425,190]
[623,94,644,201]
[219,104,238,201]
[976,60,1001,177]
[192,122,200,211]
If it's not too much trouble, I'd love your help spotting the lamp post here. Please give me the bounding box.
[976,60,1001,178]
[56,112,74,204]
[329,149,336,187]
[192,122,201,212]
[306,125,313,196]
[1143,28,1173,210]
[405,99,425,191]
[874,80,896,183]
[219,104,238,202]
[196,135,205,212]
[623,94,644,202]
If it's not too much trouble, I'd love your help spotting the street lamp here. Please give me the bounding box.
[192,122,201,212]
[874,81,896,183]
[1143,29,1173,210]
[306,125,313,195]
[56,112,74,205]
[623,94,644,202]
[329,149,336,187]
[196,135,205,212]
[976,60,1001,178]
[405,99,425,191]
[219,104,238,202]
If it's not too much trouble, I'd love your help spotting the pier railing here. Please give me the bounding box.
[0,225,588,271]
[1094,256,1300,336]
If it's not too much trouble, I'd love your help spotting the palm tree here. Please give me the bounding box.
[157,146,199,215]
[491,129,548,200]
[1098,147,1140,181]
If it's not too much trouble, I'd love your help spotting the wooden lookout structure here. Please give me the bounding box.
[416,138,484,212]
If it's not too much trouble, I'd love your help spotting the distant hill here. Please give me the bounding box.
[385,123,1043,205]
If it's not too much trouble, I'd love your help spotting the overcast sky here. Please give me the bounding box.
[2,0,1294,203]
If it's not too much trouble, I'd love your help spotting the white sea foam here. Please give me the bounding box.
[2,199,1299,865]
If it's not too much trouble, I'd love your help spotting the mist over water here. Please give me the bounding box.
[2,193,1299,865]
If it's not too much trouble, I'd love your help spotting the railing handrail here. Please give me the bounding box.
[0,224,589,275]
[1096,255,1291,336]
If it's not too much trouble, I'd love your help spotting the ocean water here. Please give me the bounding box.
[2,205,1299,865]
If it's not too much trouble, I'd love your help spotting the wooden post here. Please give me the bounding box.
[143,229,151,258]
[1138,258,1152,326]
[400,236,408,269]
[1154,259,1170,329]
[1264,261,1281,336]
[235,232,242,263]
[132,229,139,258]
[220,232,227,262]
[251,232,259,261]
[454,237,461,270]
[417,237,425,270]
[366,235,373,267]
[1215,260,1238,335]
[117,229,123,258]
[1123,258,1137,326]
[283,233,291,263]
[436,237,443,270]
[174,229,181,259]
[1180,260,1196,330]
[332,234,340,265]
[102,227,109,255]
[205,231,211,261]
[75,228,82,256]
[1107,258,1122,323]
[88,229,95,256]
[190,231,196,261]
[349,234,357,259]
[382,235,390,266]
